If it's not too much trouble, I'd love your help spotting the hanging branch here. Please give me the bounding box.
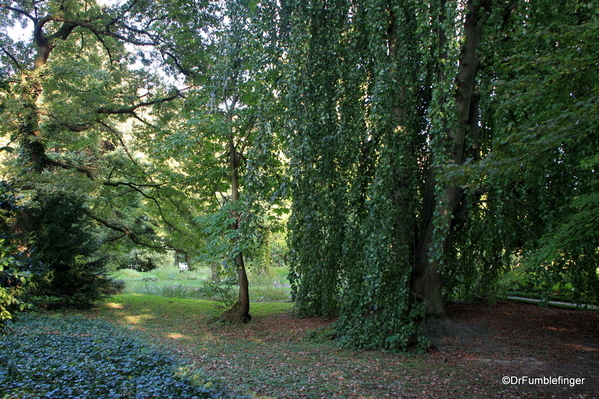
[46,158,95,180]
[84,210,170,250]
[103,181,179,232]
[0,45,23,71]
[97,90,181,114]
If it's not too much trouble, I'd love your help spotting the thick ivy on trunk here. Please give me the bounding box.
[284,0,491,349]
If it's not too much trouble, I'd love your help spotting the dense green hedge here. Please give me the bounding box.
[0,314,245,399]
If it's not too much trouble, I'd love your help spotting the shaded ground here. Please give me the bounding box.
[187,302,598,399]
[89,298,598,398]
[439,302,599,399]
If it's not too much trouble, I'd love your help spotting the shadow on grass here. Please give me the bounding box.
[84,294,294,346]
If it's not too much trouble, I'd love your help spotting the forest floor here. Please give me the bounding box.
[89,297,598,399]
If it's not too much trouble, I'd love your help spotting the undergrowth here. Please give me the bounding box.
[0,313,246,399]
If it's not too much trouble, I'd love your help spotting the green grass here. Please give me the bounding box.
[111,266,292,303]
[75,295,520,399]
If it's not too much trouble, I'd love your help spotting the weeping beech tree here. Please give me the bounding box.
[285,0,599,349]
[284,0,493,348]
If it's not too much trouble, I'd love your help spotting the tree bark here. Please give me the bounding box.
[411,0,488,331]
[221,102,251,324]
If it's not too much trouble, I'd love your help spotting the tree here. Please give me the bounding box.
[282,0,485,348]
[469,0,599,304]
[0,0,213,311]
[0,0,203,252]
[0,182,31,326]
[284,0,599,349]
[20,192,112,308]
[142,0,287,323]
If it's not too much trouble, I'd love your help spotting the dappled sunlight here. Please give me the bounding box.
[124,314,154,324]
[165,332,190,340]
[104,302,124,309]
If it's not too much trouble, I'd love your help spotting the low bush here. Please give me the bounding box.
[0,313,246,399]
[101,278,127,296]
[20,193,113,309]
[140,282,199,298]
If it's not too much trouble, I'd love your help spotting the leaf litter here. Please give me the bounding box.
[90,300,598,399]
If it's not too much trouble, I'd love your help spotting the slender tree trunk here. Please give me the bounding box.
[411,0,488,333]
[222,106,251,323]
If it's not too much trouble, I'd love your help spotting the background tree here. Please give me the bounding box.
[282,0,475,348]
[0,0,198,310]
[141,0,287,323]
[19,192,112,308]
[466,0,599,304]
[0,182,31,326]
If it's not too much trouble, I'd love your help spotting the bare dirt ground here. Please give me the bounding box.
[436,301,599,399]
[177,301,598,399]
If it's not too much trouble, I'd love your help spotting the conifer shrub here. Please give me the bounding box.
[21,193,112,309]
[0,182,32,327]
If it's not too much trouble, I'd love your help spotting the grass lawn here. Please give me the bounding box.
[111,266,292,303]
[76,294,523,399]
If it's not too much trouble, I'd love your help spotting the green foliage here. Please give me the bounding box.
[283,0,435,349]
[3,0,597,351]
[0,313,245,398]
[119,248,175,273]
[22,193,111,308]
[283,0,599,350]
[113,265,290,303]
[0,183,32,327]
[470,2,599,305]
[0,242,31,329]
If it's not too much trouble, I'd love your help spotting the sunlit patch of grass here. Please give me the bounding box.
[104,302,124,309]
[123,313,154,324]
[166,332,190,340]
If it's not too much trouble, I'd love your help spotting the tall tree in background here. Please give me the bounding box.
[141,0,287,323]
[284,0,590,350]
[284,0,490,348]
[0,0,200,249]
[285,0,599,349]
[469,1,599,303]
[0,0,200,308]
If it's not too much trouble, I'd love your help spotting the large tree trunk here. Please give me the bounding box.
[410,0,488,336]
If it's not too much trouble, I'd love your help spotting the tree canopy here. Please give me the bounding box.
[1,0,597,348]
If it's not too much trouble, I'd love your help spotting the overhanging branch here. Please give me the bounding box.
[97,91,181,114]
[84,209,170,250]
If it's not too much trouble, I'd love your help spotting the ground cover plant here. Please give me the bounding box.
[0,312,245,399]
[75,294,598,399]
